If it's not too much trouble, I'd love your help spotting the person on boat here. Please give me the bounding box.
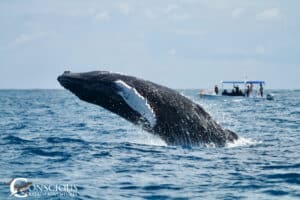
[246,85,250,97]
[250,83,254,94]
[234,85,240,95]
[214,85,219,95]
[239,87,244,96]
[259,83,264,97]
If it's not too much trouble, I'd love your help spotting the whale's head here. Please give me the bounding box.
[57,71,156,130]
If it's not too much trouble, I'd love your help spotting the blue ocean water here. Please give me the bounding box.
[0,89,299,199]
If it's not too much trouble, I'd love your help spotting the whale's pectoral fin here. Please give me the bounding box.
[114,80,157,128]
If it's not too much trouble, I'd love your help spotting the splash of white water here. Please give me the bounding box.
[125,130,167,147]
[226,137,260,148]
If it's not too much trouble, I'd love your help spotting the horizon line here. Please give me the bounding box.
[0,88,299,90]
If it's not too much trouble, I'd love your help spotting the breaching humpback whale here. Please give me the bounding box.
[58,71,238,146]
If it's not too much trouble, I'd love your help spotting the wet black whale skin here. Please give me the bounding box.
[58,71,238,146]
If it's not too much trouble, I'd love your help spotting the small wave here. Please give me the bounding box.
[226,137,260,148]
[232,99,244,102]
[3,135,31,144]
[46,137,87,144]
[22,147,71,161]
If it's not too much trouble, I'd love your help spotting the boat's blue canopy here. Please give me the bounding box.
[222,81,245,84]
[222,80,265,85]
[246,81,265,84]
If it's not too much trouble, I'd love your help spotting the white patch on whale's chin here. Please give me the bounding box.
[114,80,157,127]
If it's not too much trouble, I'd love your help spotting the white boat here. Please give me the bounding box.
[200,80,274,100]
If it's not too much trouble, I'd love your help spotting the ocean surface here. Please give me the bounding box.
[0,89,299,199]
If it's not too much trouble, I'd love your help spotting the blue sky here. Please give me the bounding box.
[0,0,299,89]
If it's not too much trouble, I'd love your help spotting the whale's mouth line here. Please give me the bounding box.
[57,75,85,91]
[57,77,70,88]
[58,75,72,87]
